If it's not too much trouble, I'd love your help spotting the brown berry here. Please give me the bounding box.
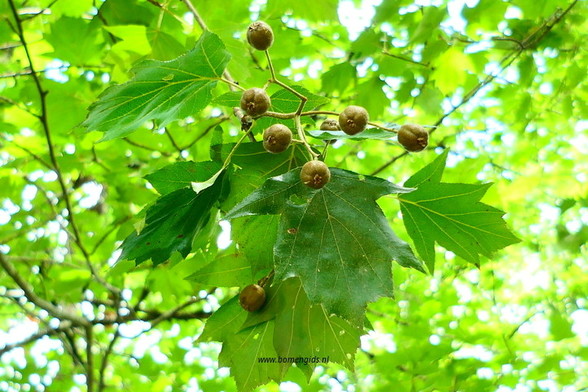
[300,160,331,189]
[263,124,292,153]
[239,284,266,312]
[319,119,340,131]
[247,21,274,51]
[398,124,428,152]
[240,88,271,116]
[338,105,369,135]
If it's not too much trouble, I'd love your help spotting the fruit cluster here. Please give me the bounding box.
[238,20,430,311]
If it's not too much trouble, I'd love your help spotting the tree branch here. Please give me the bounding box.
[371,2,579,176]
[7,0,120,298]
[0,253,89,326]
[0,322,71,356]
[98,328,120,392]
[86,326,95,392]
[181,0,256,142]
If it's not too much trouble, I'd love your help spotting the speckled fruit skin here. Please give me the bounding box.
[300,160,331,189]
[247,21,274,51]
[320,119,340,131]
[263,124,292,153]
[338,105,369,135]
[239,284,266,312]
[398,124,429,152]
[240,88,271,116]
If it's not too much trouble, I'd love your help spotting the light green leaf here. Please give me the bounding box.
[399,150,520,272]
[219,321,281,392]
[186,253,252,287]
[145,160,222,195]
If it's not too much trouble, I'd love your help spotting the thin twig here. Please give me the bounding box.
[0,323,71,356]
[86,325,95,392]
[122,137,172,156]
[181,0,255,142]
[98,328,121,392]
[371,2,579,176]
[382,51,429,67]
[163,127,183,157]
[182,116,229,150]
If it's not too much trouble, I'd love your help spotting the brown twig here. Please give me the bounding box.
[0,253,89,326]
[371,1,580,176]
[7,0,119,298]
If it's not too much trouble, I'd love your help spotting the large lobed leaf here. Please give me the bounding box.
[199,278,361,390]
[83,31,230,141]
[399,150,520,272]
[226,168,423,325]
[118,171,226,266]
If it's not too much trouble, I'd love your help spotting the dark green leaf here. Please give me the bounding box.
[83,31,230,140]
[119,171,225,265]
[226,168,423,324]
[272,278,362,378]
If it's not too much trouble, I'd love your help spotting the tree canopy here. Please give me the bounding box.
[1,0,586,391]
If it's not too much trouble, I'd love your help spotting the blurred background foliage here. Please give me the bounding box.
[0,0,586,391]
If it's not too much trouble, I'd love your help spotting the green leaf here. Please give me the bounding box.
[226,168,423,325]
[356,77,388,119]
[321,62,356,95]
[410,6,447,44]
[272,278,362,378]
[549,305,575,341]
[214,141,310,210]
[46,16,104,65]
[254,85,330,132]
[231,215,278,277]
[83,31,230,141]
[198,296,247,343]
[219,321,281,392]
[145,160,222,195]
[186,252,252,287]
[308,128,396,141]
[212,91,242,107]
[119,171,225,266]
[399,150,520,272]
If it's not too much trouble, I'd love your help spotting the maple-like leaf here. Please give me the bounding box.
[399,150,520,272]
[118,171,225,265]
[226,167,423,325]
[83,31,230,140]
[270,278,362,379]
[198,278,361,385]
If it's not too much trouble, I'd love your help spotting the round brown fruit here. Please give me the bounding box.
[247,21,274,51]
[240,88,271,116]
[338,105,369,135]
[239,284,266,312]
[320,119,340,131]
[263,124,292,153]
[398,124,428,152]
[300,160,331,189]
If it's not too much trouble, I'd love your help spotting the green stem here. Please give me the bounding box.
[220,77,245,91]
[295,115,318,159]
[222,129,252,169]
